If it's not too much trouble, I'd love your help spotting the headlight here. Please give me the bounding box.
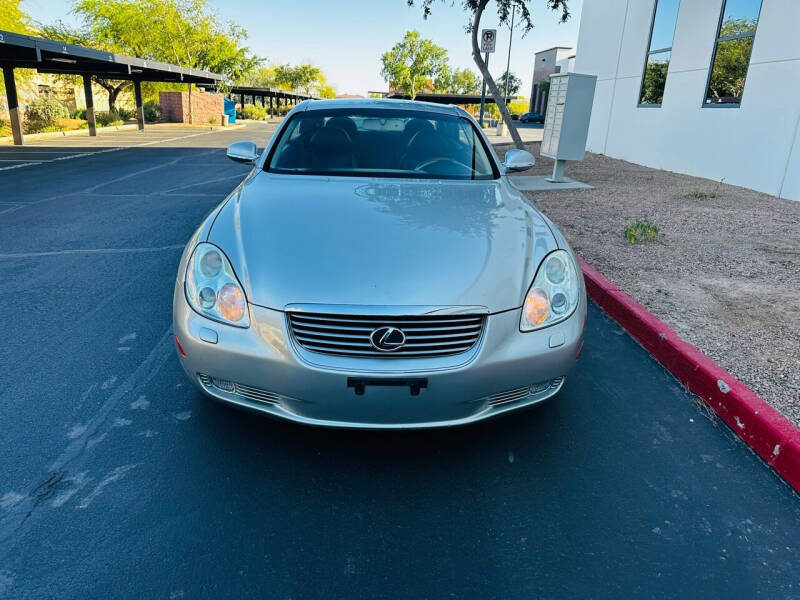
[520,250,580,331]
[185,243,250,327]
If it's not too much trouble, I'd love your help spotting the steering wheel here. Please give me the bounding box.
[414,157,472,174]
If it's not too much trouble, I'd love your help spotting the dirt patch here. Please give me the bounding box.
[494,141,800,426]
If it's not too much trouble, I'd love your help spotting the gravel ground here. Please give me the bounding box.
[495,140,800,427]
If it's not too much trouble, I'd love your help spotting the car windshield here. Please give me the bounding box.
[266,107,497,180]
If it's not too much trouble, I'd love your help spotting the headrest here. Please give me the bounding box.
[325,116,358,142]
[309,127,353,153]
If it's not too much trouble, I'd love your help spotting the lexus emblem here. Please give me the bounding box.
[369,326,406,352]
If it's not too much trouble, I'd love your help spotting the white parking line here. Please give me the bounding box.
[0,244,185,259]
[0,128,234,172]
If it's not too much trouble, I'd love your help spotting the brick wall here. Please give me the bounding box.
[159,90,224,125]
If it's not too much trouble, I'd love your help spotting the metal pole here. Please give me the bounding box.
[503,6,516,103]
[2,66,23,145]
[133,79,145,132]
[479,52,490,127]
[82,75,97,137]
[269,96,274,119]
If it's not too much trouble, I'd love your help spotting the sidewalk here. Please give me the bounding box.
[494,140,800,427]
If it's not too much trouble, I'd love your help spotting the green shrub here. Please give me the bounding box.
[96,110,123,127]
[242,104,267,120]
[116,107,135,121]
[24,97,69,133]
[143,101,161,123]
[623,219,660,243]
[71,107,87,119]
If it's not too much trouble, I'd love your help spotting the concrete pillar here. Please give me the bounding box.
[133,79,145,132]
[2,66,24,145]
[82,75,97,137]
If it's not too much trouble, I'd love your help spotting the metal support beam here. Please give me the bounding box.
[269,96,274,119]
[82,74,97,137]
[133,79,145,132]
[548,159,567,183]
[2,66,24,145]
[240,94,245,110]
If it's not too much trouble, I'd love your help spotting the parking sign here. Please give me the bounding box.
[480,29,496,53]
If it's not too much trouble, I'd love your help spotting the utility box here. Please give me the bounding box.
[541,72,597,182]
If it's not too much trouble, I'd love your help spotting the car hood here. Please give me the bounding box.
[207,172,557,313]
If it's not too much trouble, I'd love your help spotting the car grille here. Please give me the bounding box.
[287,311,485,358]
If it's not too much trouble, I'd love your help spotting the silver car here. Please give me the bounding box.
[173,98,586,428]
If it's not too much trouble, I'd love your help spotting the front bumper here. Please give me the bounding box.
[173,289,586,429]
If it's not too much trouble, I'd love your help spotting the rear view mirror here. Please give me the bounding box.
[502,149,535,173]
[227,141,259,164]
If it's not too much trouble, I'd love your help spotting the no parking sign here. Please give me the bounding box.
[480,29,496,53]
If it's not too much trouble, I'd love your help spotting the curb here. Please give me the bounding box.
[579,257,800,492]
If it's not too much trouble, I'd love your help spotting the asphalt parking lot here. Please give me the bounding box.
[1,122,799,599]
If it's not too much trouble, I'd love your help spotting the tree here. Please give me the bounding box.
[497,70,521,96]
[237,65,276,89]
[707,18,757,103]
[449,68,480,94]
[1,0,30,89]
[274,64,322,95]
[381,30,449,99]
[407,0,570,149]
[639,59,668,104]
[41,0,260,113]
[0,0,28,33]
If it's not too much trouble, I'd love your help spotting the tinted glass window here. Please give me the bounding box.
[639,0,681,106]
[266,108,497,180]
[721,0,761,31]
[705,0,762,105]
[648,0,680,51]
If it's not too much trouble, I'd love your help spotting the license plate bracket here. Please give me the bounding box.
[347,377,428,397]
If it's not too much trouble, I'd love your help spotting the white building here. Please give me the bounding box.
[574,0,800,201]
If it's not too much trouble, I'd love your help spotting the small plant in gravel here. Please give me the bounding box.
[623,220,660,243]
[679,178,725,200]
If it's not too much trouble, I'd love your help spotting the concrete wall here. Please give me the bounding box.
[529,47,574,112]
[574,0,800,201]
[159,90,224,125]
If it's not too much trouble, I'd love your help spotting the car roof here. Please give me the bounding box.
[300,97,461,116]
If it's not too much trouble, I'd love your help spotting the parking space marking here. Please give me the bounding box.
[0,128,233,172]
[0,244,185,260]
[0,203,26,216]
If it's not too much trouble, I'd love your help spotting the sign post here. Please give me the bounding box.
[479,29,496,127]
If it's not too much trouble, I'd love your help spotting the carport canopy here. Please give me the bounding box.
[0,29,224,145]
[209,85,315,117]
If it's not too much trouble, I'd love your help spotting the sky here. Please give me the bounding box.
[21,0,583,97]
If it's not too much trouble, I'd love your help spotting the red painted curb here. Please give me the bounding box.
[579,257,800,492]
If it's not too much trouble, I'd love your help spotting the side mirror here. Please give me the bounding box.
[502,149,535,173]
[227,141,259,164]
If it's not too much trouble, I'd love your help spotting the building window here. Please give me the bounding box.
[705,0,763,106]
[639,0,681,106]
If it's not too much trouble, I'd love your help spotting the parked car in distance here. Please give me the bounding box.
[520,112,544,124]
[173,98,586,429]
